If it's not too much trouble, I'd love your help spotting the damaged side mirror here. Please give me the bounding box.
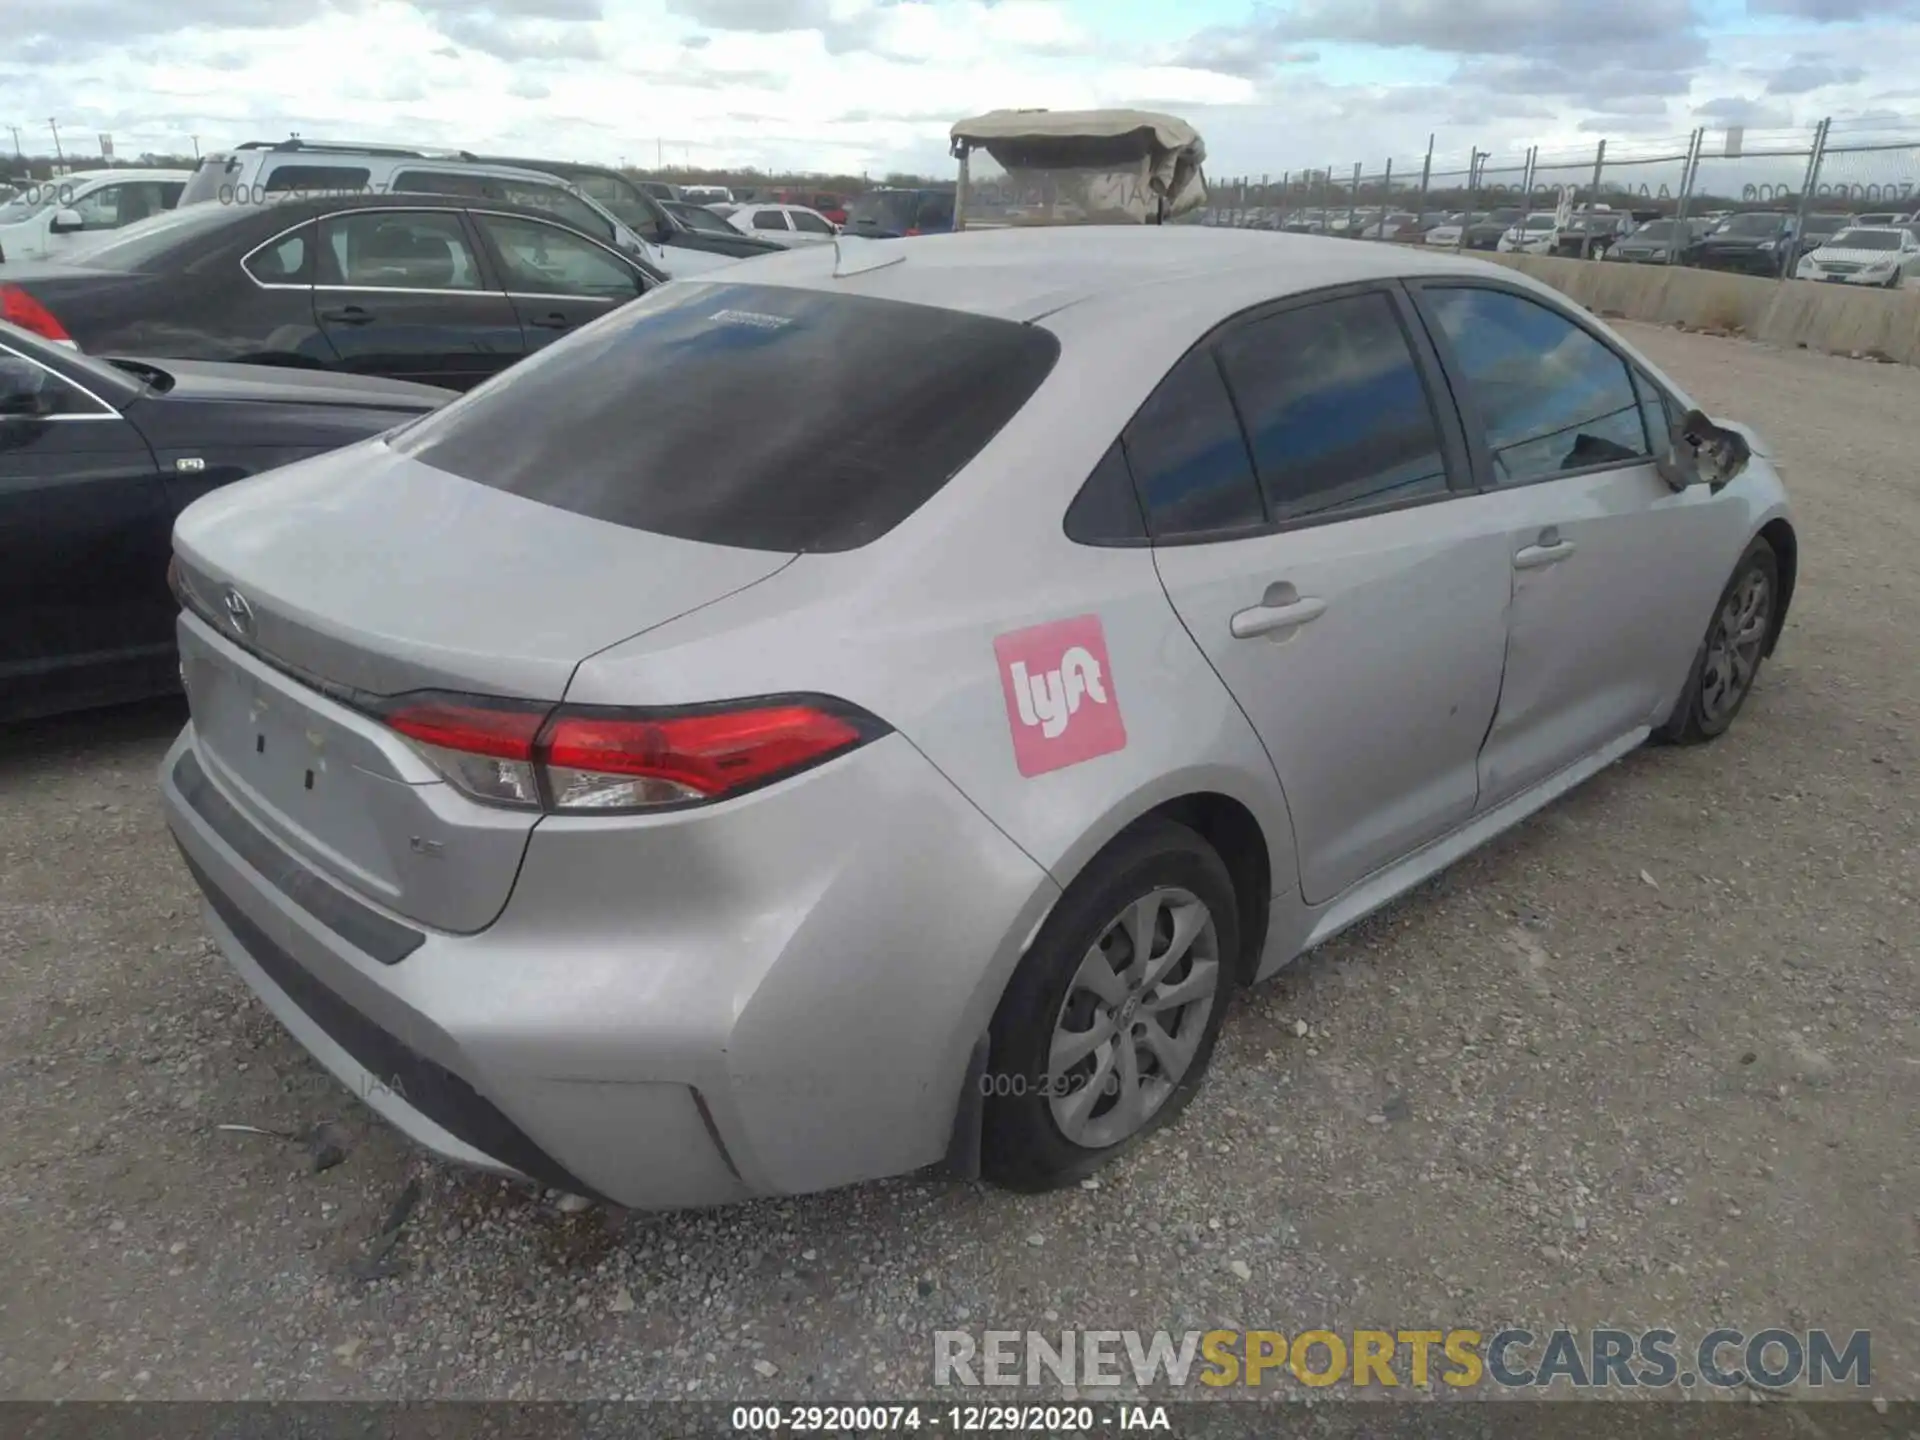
[1656,409,1751,494]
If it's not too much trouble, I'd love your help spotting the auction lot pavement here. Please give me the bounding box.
[1,323,1915,1403]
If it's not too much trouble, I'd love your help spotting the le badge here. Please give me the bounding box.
[994,615,1127,777]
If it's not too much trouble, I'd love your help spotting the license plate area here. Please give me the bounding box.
[178,621,431,906]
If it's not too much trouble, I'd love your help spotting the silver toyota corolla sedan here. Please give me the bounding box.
[160,227,1796,1208]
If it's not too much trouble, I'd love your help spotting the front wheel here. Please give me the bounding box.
[981,820,1240,1191]
[1655,538,1779,745]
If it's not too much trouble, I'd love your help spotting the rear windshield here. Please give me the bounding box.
[391,282,1061,552]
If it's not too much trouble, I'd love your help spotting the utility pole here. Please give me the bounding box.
[1416,133,1433,227]
[47,117,64,163]
[1669,127,1703,267]
[7,124,20,159]
[191,135,200,159]
[1786,117,1831,280]
[656,138,663,170]
[1581,139,1607,259]
[1464,148,1490,250]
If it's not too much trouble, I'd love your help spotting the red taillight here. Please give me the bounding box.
[905,226,922,237]
[0,283,73,346]
[375,692,883,813]
[384,698,546,761]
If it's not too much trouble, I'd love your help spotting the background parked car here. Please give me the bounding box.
[1497,211,1559,254]
[0,169,189,264]
[1357,211,1423,241]
[467,155,775,264]
[1462,207,1523,250]
[663,199,781,251]
[0,319,449,722]
[1791,213,1856,264]
[0,194,664,391]
[1606,216,1710,264]
[1852,210,1911,227]
[843,187,956,238]
[1793,224,1920,287]
[177,140,730,278]
[1420,212,1476,246]
[636,179,682,202]
[1692,210,1799,275]
[680,184,735,206]
[1551,210,1632,258]
[726,203,839,247]
[762,189,848,226]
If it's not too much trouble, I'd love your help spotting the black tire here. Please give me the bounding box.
[980,819,1240,1191]
[1654,537,1780,745]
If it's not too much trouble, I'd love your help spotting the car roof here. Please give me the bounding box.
[710,225,1531,324]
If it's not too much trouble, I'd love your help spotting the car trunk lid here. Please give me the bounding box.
[172,439,794,932]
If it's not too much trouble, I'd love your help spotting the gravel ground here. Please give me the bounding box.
[0,322,1915,1406]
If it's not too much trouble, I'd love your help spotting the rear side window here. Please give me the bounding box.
[1064,442,1147,546]
[243,224,313,285]
[390,282,1061,553]
[1121,349,1264,540]
[1216,291,1449,522]
[1422,287,1648,485]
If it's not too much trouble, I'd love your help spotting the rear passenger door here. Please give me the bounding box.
[1408,282,1724,809]
[470,211,650,351]
[1146,285,1516,905]
[313,208,524,390]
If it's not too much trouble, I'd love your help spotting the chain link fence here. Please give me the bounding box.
[1195,118,1920,282]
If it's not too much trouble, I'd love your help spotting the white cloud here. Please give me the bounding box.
[6,0,1920,185]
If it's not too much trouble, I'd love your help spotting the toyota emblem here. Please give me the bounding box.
[220,586,256,640]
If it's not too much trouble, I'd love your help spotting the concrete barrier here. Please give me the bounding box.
[1478,251,1920,365]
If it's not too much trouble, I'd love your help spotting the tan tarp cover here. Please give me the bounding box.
[949,108,1207,223]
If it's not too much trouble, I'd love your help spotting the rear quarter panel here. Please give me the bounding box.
[566,300,1301,1060]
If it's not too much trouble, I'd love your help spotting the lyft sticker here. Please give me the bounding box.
[994,615,1127,777]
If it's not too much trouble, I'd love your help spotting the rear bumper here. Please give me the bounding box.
[161,722,1057,1209]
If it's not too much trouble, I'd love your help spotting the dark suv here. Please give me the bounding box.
[843,188,956,238]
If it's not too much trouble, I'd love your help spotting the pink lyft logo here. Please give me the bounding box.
[994,615,1128,777]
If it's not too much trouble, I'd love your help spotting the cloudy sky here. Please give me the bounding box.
[7,0,1920,186]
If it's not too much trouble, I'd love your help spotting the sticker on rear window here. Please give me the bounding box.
[994,616,1127,777]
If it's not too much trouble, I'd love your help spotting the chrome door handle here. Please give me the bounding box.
[1230,595,1326,639]
[1514,540,1576,570]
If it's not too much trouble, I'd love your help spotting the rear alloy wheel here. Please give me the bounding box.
[982,821,1239,1191]
[1656,538,1779,745]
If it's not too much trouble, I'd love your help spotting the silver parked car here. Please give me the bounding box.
[161,228,1796,1208]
